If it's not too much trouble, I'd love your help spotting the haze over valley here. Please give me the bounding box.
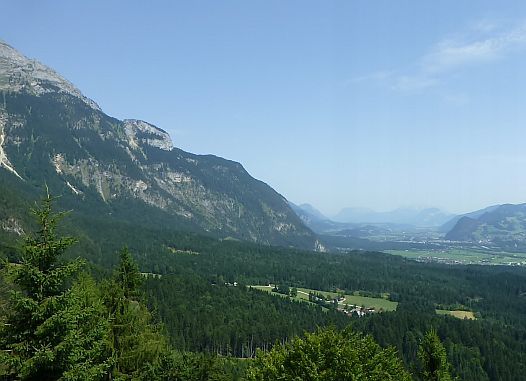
[1,2,526,380]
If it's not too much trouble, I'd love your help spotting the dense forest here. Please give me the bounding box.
[1,194,526,380]
[137,241,526,380]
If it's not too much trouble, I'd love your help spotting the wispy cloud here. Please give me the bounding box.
[470,19,501,34]
[355,20,526,93]
[422,23,526,74]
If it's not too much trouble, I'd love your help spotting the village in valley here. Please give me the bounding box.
[249,284,398,317]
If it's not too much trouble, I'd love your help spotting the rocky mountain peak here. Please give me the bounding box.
[0,40,316,249]
[0,40,100,111]
[123,119,173,151]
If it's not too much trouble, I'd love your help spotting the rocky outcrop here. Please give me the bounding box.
[0,40,317,249]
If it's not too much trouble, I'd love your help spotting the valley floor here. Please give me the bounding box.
[386,248,526,266]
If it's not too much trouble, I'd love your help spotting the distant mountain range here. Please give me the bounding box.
[291,200,526,249]
[0,40,317,250]
[289,203,327,222]
[290,203,429,236]
[289,202,353,234]
[333,206,454,228]
[5,40,524,253]
[438,205,501,233]
[445,204,526,244]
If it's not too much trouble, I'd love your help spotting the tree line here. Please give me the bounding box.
[3,192,526,379]
[1,193,457,380]
[0,193,230,380]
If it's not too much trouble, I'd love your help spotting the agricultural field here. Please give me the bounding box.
[436,309,476,320]
[249,285,321,307]
[249,285,398,312]
[385,249,526,266]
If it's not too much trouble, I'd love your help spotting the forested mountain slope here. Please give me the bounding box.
[0,40,316,249]
[445,203,526,245]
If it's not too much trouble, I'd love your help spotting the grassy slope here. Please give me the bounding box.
[436,309,476,320]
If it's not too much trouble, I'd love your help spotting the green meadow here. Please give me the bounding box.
[250,285,398,312]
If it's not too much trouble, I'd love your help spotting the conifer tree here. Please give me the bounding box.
[247,326,412,380]
[417,329,453,381]
[104,248,167,380]
[0,191,112,380]
[59,274,113,380]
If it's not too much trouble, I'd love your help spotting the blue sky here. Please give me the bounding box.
[2,1,526,215]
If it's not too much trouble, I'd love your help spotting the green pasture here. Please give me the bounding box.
[436,309,476,320]
[250,285,397,312]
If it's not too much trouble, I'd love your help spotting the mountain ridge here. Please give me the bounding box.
[445,203,526,244]
[333,206,454,227]
[0,40,317,249]
[0,40,100,110]
[439,204,501,233]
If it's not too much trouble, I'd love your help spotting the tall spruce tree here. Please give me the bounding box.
[103,248,167,380]
[417,329,453,381]
[0,191,112,380]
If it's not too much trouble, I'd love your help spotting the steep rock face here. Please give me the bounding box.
[0,40,316,249]
[0,41,100,110]
[123,119,174,152]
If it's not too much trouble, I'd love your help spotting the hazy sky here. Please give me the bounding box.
[2,1,526,215]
